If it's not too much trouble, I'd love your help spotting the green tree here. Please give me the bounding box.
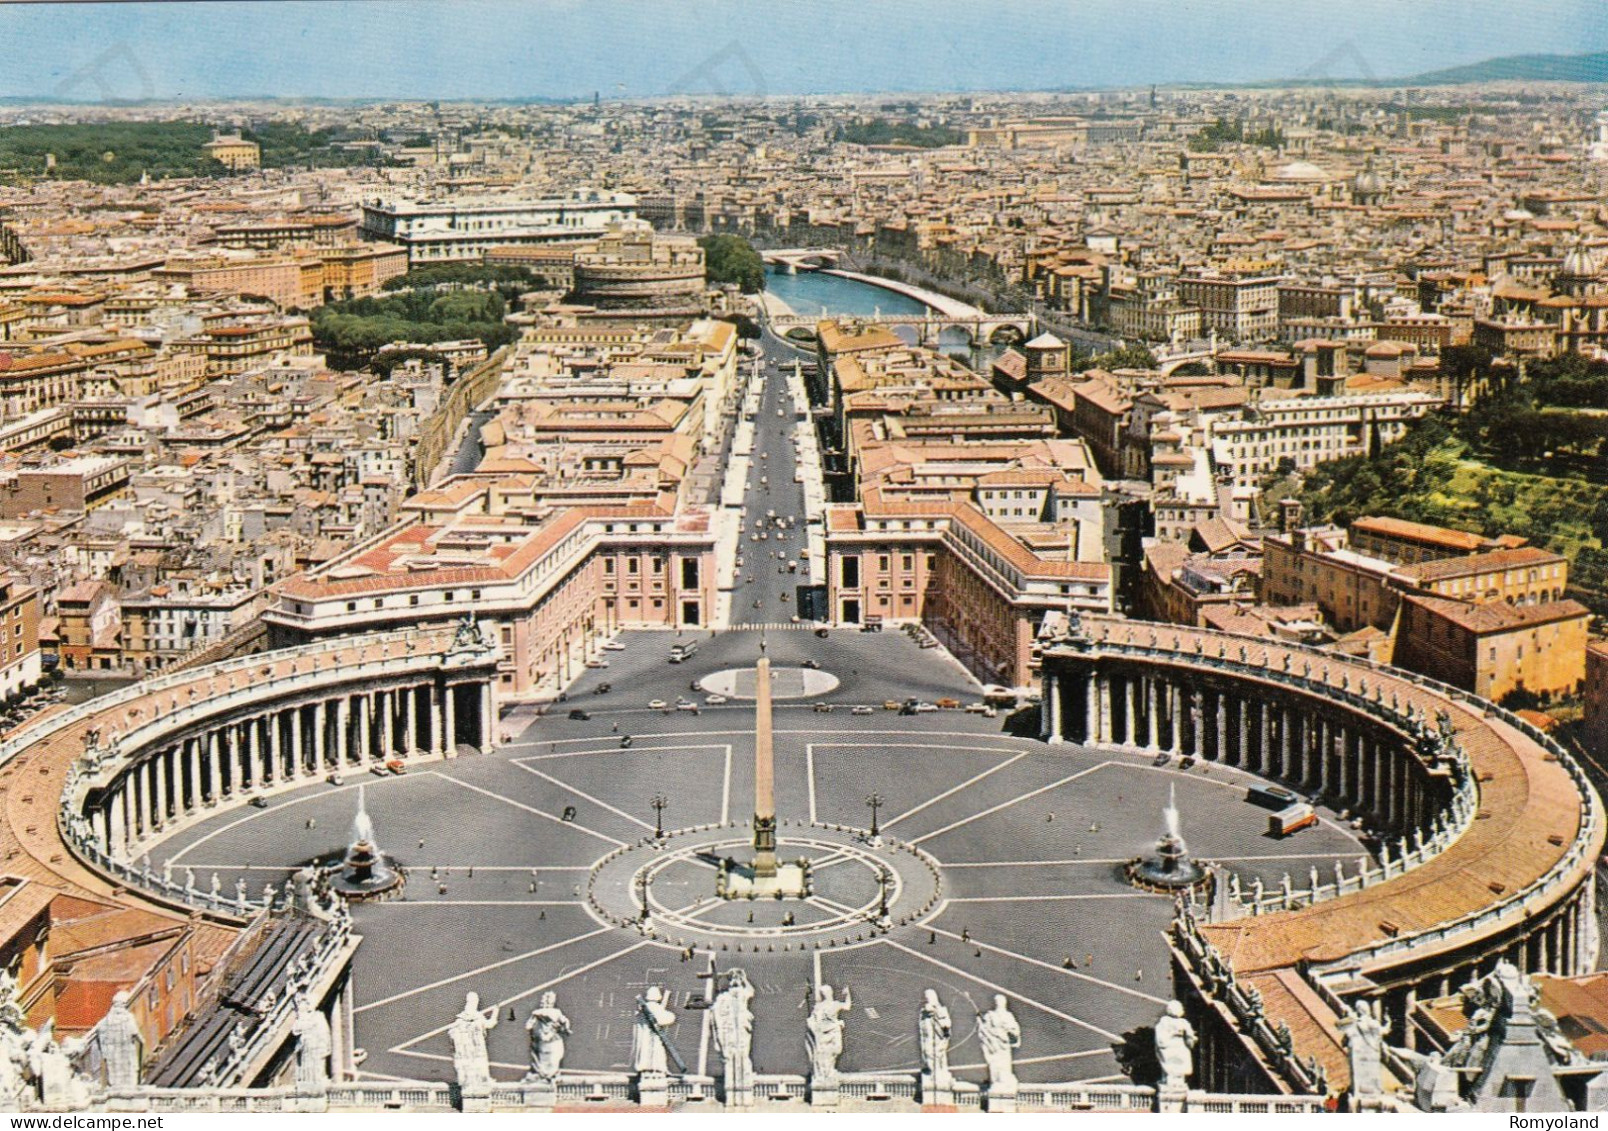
[698,234,766,294]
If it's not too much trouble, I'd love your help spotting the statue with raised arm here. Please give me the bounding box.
[524,992,570,1082]
[710,969,755,1095]
[978,995,1022,1091]
[1339,1005,1388,1099]
[1153,1000,1196,1090]
[918,989,952,1090]
[292,994,332,1092]
[630,986,677,1075]
[27,1022,91,1110]
[448,992,498,1089]
[805,984,853,1083]
[100,990,144,1091]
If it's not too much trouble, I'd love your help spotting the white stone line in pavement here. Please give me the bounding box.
[946,893,1162,903]
[356,925,617,1014]
[512,760,656,831]
[912,763,1111,846]
[943,859,1130,868]
[165,774,430,865]
[806,743,818,823]
[880,939,1120,1041]
[927,924,1168,1007]
[881,750,1029,831]
[430,771,627,848]
[389,939,654,1053]
[185,864,597,872]
[1216,852,1367,863]
[367,900,586,908]
[511,742,733,763]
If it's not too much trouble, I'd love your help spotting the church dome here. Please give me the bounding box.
[1560,241,1603,279]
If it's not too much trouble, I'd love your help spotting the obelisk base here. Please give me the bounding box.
[753,815,777,879]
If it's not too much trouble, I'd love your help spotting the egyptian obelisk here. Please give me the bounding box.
[752,657,778,878]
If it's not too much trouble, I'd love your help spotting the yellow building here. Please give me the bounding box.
[202,134,261,171]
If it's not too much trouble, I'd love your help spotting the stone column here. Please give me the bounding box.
[1123,676,1136,746]
[337,697,351,766]
[480,682,494,751]
[231,726,248,792]
[1170,683,1183,754]
[154,752,170,827]
[1214,694,1227,765]
[1098,675,1114,745]
[1084,674,1099,745]
[379,688,395,759]
[429,685,443,756]
[1147,678,1161,750]
[288,707,303,779]
[269,710,283,780]
[109,789,127,857]
[444,684,458,757]
[357,693,373,763]
[314,700,327,769]
[185,739,201,813]
[405,686,418,755]
[207,731,223,799]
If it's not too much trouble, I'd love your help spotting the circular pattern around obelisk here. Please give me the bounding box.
[697,666,841,700]
[586,822,942,950]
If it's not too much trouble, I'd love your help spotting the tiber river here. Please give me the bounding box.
[763,266,1010,369]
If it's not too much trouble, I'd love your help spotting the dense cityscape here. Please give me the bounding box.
[0,6,1607,1117]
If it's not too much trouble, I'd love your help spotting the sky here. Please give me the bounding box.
[1,0,1606,103]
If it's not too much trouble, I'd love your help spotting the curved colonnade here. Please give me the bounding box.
[0,627,499,927]
[1040,615,1604,1093]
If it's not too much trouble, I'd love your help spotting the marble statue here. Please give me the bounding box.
[1339,1005,1388,1098]
[523,992,570,1082]
[1153,1000,1196,1090]
[291,994,332,1091]
[917,989,952,1088]
[631,986,677,1075]
[27,1022,90,1110]
[100,990,144,1091]
[0,973,29,1106]
[710,969,755,1093]
[805,984,852,1083]
[448,992,498,1089]
[977,995,1022,1091]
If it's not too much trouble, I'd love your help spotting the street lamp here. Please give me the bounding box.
[651,793,668,842]
[874,866,892,930]
[865,792,884,845]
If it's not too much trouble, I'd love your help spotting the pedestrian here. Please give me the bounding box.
[1085,954,1093,968]
[306,817,316,829]
[1135,968,1143,982]
[1063,955,1076,969]
[612,722,619,734]
[961,926,970,943]
[419,839,426,849]
[438,884,447,895]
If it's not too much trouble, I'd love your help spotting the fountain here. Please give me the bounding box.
[1126,784,1208,893]
[325,786,404,902]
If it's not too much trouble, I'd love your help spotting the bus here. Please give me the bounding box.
[1246,784,1301,810]
[1268,803,1318,838]
[669,641,698,664]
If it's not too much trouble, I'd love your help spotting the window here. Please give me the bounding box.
[627,559,639,575]
[681,558,699,588]
[841,557,860,588]
[604,559,615,574]
[410,595,419,607]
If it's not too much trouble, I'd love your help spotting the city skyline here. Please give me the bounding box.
[1,0,1607,103]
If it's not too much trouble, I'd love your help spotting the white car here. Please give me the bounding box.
[677,702,700,712]
[851,705,874,716]
[965,702,989,713]
[914,702,940,713]
[705,694,729,705]
[601,641,627,652]
[584,659,609,669]
[648,699,667,710]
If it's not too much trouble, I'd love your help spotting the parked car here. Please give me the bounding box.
[801,658,820,669]
[648,699,667,710]
[705,694,729,705]
[568,709,592,721]
[585,659,609,669]
[935,698,961,709]
[812,702,834,713]
[326,772,343,786]
[249,796,270,809]
[601,641,627,652]
[814,627,829,638]
[965,702,989,714]
[884,700,903,710]
[385,759,407,775]
[594,682,612,695]
[851,705,875,716]
[677,702,700,713]
[914,702,939,713]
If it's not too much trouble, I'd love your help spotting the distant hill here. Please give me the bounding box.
[1404,51,1608,85]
